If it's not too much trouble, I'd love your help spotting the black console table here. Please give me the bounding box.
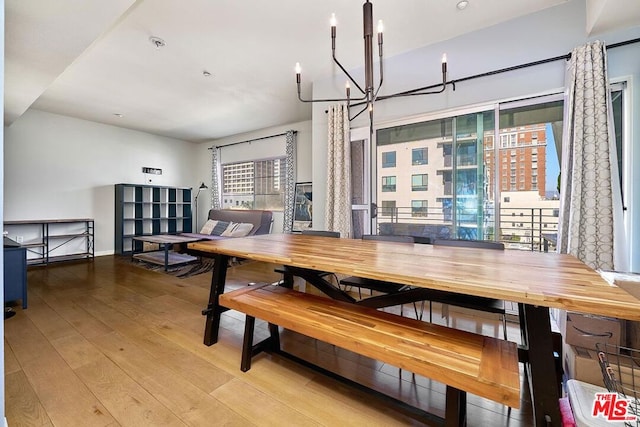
[4,219,94,265]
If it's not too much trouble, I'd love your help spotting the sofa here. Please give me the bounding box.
[181,209,273,241]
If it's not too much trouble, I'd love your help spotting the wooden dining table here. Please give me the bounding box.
[189,233,640,427]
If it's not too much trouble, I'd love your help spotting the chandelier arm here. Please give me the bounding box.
[297,94,366,104]
[297,85,367,103]
[332,53,367,95]
[350,104,369,121]
[388,67,448,98]
[356,79,451,106]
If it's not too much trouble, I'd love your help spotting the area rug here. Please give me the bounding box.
[130,257,216,278]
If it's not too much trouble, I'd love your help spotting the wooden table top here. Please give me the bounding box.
[189,234,640,321]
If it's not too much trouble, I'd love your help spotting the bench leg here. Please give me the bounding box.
[268,323,280,351]
[445,386,466,427]
[241,315,256,372]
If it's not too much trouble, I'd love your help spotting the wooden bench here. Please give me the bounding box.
[219,283,520,426]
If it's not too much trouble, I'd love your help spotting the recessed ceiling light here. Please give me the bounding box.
[457,0,469,10]
[202,70,212,77]
[113,113,124,118]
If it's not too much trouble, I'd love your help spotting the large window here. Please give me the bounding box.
[375,95,564,246]
[222,157,286,210]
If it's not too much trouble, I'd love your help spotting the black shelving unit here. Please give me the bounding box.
[114,183,192,254]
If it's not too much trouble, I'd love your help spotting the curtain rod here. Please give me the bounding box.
[208,130,296,150]
[346,36,640,108]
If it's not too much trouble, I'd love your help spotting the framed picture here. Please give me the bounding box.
[292,182,313,232]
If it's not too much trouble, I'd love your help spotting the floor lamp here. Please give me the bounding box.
[194,182,208,232]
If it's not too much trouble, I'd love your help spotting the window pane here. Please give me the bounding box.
[411,200,428,217]
[382,151,396,168]
[411,174,428,191]
[496,100,563,249]
[382,176,396,192]
[381,200,396,216]
[351,139,366,205]
[412,148,428,165]
[611,88,624,193]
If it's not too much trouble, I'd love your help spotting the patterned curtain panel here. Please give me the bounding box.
[326,104,351,238]
[210,147,221,209]
[558,41,625,271]
[282,130,297,233]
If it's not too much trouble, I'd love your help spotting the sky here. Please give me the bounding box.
[545,122,560,193]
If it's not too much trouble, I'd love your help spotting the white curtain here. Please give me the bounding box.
[326,104,352,238]
[558,40,627,271]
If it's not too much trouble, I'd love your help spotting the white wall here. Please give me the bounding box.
[4,109,199,255]
[311,0,640,271]
[194,120,313,234]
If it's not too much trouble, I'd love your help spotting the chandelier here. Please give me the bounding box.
[295,0,450,124]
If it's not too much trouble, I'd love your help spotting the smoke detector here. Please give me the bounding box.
[149,36,166,49]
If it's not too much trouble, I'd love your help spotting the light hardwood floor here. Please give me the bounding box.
[4,256,535,426]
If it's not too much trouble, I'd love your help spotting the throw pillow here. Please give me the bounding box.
[200,219,218,234]
[210,220,232,236]
[221,222,254,237]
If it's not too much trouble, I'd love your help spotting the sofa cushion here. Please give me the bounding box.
[200,219,217,234]
[221,222,254,238]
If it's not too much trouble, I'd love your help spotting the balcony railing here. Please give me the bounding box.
[374,206,559,252]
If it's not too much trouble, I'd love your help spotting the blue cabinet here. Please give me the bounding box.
[4,238,27,308]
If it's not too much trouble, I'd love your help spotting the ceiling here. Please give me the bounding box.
[5,0,640,143]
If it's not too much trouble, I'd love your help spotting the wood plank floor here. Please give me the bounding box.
[4,255,535,426]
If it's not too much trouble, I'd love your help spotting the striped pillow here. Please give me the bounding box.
[210,220,232,236]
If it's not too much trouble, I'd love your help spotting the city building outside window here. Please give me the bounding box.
[222,157,286,210]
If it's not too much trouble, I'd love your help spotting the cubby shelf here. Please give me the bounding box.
[115,183,192,254]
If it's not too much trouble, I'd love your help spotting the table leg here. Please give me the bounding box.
[520,304,561,426]
[203,254,230,345]
[163,243,170,271]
